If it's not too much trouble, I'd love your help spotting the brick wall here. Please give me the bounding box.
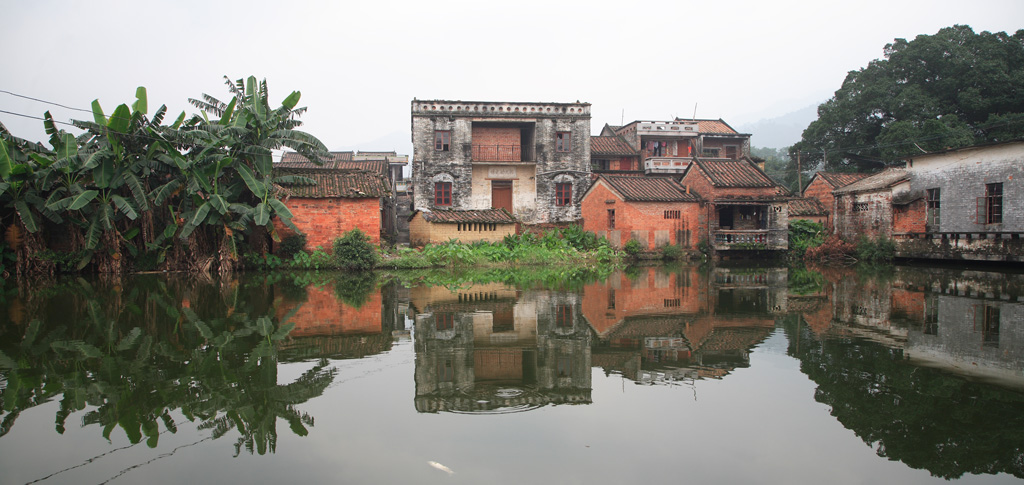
[803,177,836,228]
[581,181,703,250]
[471,126,521,148]
[581,267,706,336]
[894,199,926,234]
[274,197,381,252]
[275,283,383,337]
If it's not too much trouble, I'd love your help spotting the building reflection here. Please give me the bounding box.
[792,265,1024,390]
[273,278,401,362]
[412,283,591,413]
[580,266,781,384]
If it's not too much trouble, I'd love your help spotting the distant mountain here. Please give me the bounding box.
[737,104,820,149]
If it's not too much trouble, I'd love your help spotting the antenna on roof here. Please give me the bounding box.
[693,103,698,119]
[620,109,624,126]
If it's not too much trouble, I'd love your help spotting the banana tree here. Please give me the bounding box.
[182,76,327,272]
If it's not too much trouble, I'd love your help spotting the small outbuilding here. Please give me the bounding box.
[581,174,702,250]
[409,208,517,247]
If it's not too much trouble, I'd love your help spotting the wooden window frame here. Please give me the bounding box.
[926,188,940,228]
[556,132,571,152]
[555,182,572,206]
[434,181,452,206]
[555,304,573,328]
[434,130,451,151]
[608,209,615,230]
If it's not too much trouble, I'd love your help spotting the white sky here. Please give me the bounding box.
[2,0,1022,157]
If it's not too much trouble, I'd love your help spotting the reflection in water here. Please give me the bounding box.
[581,266,781,384]
[412,283,591,413]
[786,265,1024,479]
[0,273,396,458]
[1,264,1023,482]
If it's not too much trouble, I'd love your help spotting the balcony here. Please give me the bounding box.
[472,144,522,162]
[714,230,769,249]
[636,121,699,136]
[644,157,690,174]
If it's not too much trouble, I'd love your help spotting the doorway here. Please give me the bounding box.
[492,180,513,213]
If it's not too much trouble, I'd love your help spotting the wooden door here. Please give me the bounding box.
[491,180,513,213]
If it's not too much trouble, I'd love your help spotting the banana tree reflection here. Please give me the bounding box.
[0,276,336,456]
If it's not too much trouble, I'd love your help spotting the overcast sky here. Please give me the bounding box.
[2,0,1021,157]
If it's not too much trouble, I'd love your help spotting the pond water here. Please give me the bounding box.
[1,264,1022,484]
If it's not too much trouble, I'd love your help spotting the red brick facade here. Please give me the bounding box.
[893,199,927,235]
[581,267,706,337]
[275,283,383,337]
[274,197,381,252]
[803,176,837,227]
[472,126,521,147]
[581,179,703,250]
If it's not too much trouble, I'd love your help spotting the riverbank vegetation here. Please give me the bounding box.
[1,76,329,277]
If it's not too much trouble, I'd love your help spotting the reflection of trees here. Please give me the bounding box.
[783,320,1024,479]
[0,275,336,455]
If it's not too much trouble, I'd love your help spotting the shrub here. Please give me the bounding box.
[660,244,682,260]
[788,219,825,257]
[278,234,307,260]
[856,236,896,263]
[804,234,856,262]
[332,229,379,270]
[623,238,642,256]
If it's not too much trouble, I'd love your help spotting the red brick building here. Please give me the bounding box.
[788,198,828,226]
[605,119,750,176]
[833,168,918,240]
[802,171,870,228]
[590,132,641,177]
[679,158,790,251]
[273,166,392,251]
[581,175,703,250]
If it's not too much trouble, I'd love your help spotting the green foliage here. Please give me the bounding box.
[277,234,307,260]
[332,229,379,270]
[792,25,1024,169]
[855,236,896,263]
[660,243,683,260]
[788,219,825,257]
[332,272,377,308]
[623,238,642,256]
[290,248,333,270]
[788,265,824,295]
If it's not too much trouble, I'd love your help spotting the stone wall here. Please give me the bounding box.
[411,100,591,225]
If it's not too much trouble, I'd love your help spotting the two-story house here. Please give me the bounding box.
[410,100,591,226]
[606,118,751,176]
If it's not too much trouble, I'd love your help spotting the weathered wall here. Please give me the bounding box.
[275,197,381,252]
[834,191,894,240]
[894,199,927,235]
[411,101,591,225]
[408,213,515,247]
[469,165,536,212]
[803,177,836,228]
[906,142,1024,233]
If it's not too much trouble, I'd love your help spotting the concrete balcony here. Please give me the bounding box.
[644,157,690,174]
[636,121,699,136]
[713,230,773,250]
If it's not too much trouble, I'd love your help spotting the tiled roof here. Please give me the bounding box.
[590,135,638,156]
[692,158,777,188]
[674,118,739,135]
[277,151,387,175]
[416,208,516,224]
[275,168,391,199]
[600,175,700,202]
[817,171,870,188]
[789,198,827,216]
[696,327,772,352]
[833,168,908,195]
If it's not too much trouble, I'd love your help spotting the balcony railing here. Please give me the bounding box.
[644,157,690,173]
[472,144,522,162]
[714,230,768,246]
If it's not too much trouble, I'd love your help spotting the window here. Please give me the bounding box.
[975,305,1000,348]
[853,202,870,212]
[725,145,738,159]
[702,147,720,158]
[978,183,1002,224]
[926,188,940,228]
[434,181,452,206]
[438,359,454,382]
[555,305,572,328]
[664,210,681,219]
[435,312,454,331]
[434,130,451,151]
[607,288,615,309]
[924,293,938,335]
[556,132,571,152]
[557,356,572,378]
[592,159,610,171]
[608,209,615,229]
[555,183,572,206]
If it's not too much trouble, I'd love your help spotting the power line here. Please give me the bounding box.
[0,89,94,114]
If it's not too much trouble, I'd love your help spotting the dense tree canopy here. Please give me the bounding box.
[792,25,1024,171]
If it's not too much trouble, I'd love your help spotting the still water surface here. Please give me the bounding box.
[0,264,1022,484]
